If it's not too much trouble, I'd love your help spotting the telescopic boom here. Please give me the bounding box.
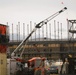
[11,7,67,58]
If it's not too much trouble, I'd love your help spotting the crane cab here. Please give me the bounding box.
[28,57,46,69]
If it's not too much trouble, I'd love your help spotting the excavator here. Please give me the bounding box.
[8,7,67,75]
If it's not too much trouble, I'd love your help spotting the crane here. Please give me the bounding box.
[11,7,67,59]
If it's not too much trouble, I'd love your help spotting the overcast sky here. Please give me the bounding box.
[0,0,76,40]
[0,0,76,23]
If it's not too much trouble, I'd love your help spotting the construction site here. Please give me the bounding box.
[0,6,76,75]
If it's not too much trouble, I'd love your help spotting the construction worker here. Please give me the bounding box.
[61,58,69,74]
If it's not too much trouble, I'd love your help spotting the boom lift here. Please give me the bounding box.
[9,7,67,75]
[11,7,67,59]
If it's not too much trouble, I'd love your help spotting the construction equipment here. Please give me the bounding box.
[8,7,67,75]
[28,57,47,75]
[28,57,46,68]
[11,7,67,59]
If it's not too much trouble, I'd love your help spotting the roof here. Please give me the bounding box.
[0,24,8,27]
[28,57,41,61]
[28,57,46,62]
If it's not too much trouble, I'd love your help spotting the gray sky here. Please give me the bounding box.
[0,0,76,23]
[0,0,76,40]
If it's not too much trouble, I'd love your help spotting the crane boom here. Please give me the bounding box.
[11,7,67,58]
